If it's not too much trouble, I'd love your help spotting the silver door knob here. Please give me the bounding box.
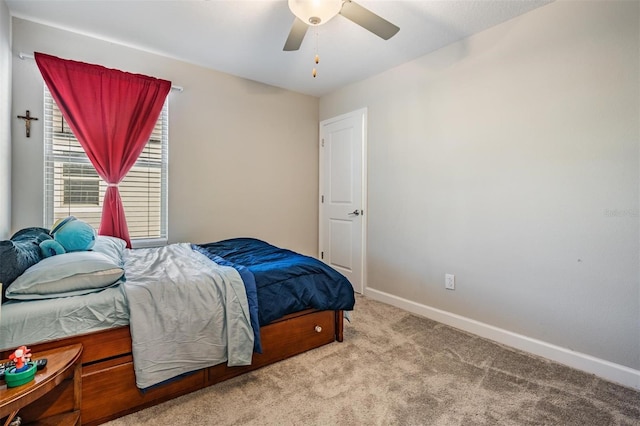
[349,210,360,216]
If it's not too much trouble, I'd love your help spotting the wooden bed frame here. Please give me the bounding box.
[1,308,344,425]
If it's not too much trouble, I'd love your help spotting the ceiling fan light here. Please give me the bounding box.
[288,0,343,26]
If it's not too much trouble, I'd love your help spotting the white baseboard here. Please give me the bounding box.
[364,287,640,391]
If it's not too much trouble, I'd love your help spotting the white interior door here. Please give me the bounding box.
[319,108,366,294]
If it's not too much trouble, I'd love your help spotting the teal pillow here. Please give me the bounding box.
[4,251,124,300]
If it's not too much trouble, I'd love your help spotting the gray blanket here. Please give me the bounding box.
[123,243,254,389]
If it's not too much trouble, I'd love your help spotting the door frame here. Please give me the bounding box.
[318,107,368,294]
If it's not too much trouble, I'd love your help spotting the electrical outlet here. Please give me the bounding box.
[445,274,455,290]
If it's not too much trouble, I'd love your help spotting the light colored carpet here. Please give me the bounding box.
[104,295,640,425]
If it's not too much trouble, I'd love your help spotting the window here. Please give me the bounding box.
[62,164,100,206]
[44,89,168,246]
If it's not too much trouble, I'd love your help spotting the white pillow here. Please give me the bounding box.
[92,235,127,266]
[5,251,124,300]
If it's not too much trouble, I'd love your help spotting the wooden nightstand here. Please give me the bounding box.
[0,344,82,426]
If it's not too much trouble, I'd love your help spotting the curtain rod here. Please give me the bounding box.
[18,52,184,92]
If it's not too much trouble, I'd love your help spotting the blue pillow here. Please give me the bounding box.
[0,227,52,303]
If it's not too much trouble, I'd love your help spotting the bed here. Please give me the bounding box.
[0,232,355,425]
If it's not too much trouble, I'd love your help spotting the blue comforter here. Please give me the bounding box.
[195,238,355,328]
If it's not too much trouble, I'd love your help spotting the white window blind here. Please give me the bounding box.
[44,89,168,245]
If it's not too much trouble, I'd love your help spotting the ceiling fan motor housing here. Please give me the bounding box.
[283,0,399,52]
[288,0,343,26]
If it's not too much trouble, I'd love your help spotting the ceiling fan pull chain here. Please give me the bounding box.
[313,28,319,78]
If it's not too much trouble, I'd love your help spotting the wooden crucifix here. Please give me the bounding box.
[17,110,39,137]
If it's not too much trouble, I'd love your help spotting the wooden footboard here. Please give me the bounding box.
[0,309,344,425]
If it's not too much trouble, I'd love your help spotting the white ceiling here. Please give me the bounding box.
[6,0,553,97]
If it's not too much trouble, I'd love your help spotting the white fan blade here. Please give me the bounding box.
[283,18,309,51]
[340,0,399,40]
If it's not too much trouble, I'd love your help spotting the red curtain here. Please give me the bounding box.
[35,52,171,248]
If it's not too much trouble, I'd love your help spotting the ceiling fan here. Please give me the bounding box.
[283,0,400,51]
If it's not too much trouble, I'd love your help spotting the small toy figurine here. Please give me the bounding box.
[9,346,32,372]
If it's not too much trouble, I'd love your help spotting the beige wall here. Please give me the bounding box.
[11,18,320,256]
[321,1,639,371]
[0,1,10,240]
